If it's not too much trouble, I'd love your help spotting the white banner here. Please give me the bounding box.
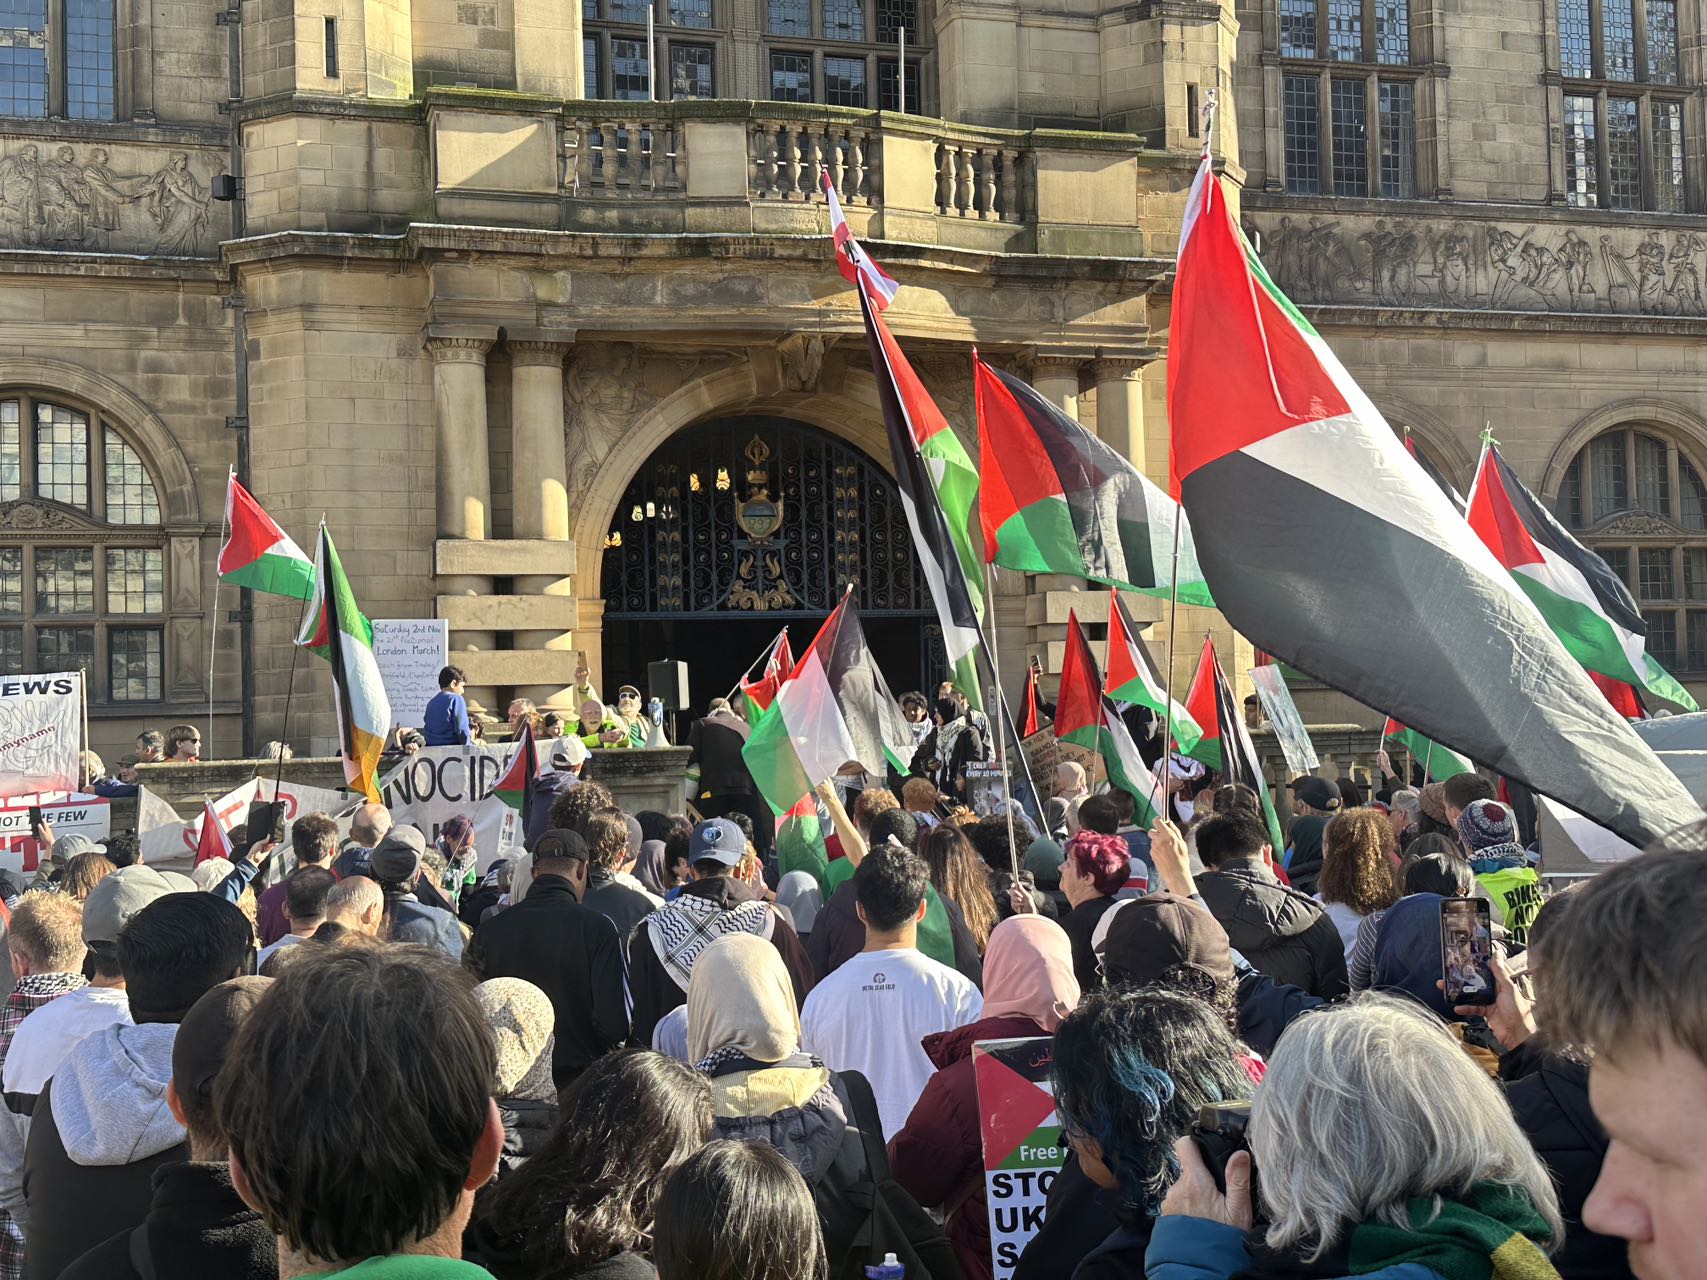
[136,777,357,870]
[0,792,110,876]
[372,619,449,729]
[0,673,83,800]
[376,744,528,868]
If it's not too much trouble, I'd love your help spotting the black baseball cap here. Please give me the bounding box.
[1291,776,1342,811]
[533,829,590,863]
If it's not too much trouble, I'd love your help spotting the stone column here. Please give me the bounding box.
[1089,357,1147,471]
[510,337,577,708]
[1030,356,1082,420]
[426,329,497,711]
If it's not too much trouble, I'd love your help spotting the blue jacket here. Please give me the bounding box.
[423,690,472,747]
[1145,1215,1442,1280]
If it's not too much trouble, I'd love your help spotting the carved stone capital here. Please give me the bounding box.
[1031,355,1088,376]
[1088,357,1147,383]
[424,326,497,365]
[508,339,571,369]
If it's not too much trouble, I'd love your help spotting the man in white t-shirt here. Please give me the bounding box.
[801,845,982,1140]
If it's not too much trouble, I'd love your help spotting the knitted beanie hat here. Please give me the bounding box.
[474,977,557,1101]
[1456,798,1515,853]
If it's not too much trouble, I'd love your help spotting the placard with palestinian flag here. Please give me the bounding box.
[974,1037,1063,1280]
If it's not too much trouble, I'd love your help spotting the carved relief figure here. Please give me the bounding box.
[565,343,643,503]
[0,145,42,246]
[1668,232,1705,316]
[1559,230,1595,306]
[1433,228,1474,307]
[1518,242,1564,306]
[146,152,209,255]
[1486,227,1531,309]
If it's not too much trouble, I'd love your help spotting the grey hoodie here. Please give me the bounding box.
[51,1021,184,1165]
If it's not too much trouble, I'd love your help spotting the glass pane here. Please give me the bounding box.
[108,627,162,702]
[0,629,20,677]
[1607,97,1640,210]
[1685,549,1707,600]
[1603,0,1634,79]
[1327,0,1361,58]
[1652,99,1685,214]
[878,58,919,112]
[583,36,598,97]
[770,50,811,101]
[1648,0,1678,82]
[1331,78,1368,196]
[1564,95,1598,208]
[1644,610,1679,669]
[612,38,649,98]
[1284,74,1322,195]
[875,0,915,40]
[0,0,46,119]
[1681,457,1707,530]
[769,0,809,34]
[1690,611,1707,671]
[103,429,160,526]
[104,547,163,614]
[1635,434,1671,515]
[824,0,863,40]
[1374,0,1408,62]
[34,547,93,615]
[0,400,18,503]
[1378,79,1414,198]
[37,626,93,678]
[65,0,114,120]
[667,0,710,27]
[1640,548,1675,601]
[1591,433,1627,521]
[1601,546,1631,589]
[584,0,596,16]
[34,402,89,510]
[609,0,648,19]
[668,42,713,97]
[825,55,866,106]
[1280,0,1316,57]
[1562,457,1584,528]
[1559,0,1591,78]
[0,547,19,615]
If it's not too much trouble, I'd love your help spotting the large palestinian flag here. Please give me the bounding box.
[1466,443,1696,713]
[1105,588,1201,756]
[740,629,794,727]
[1054,611,1164,823]
[297,524,392,802]
[1181,635,1286,852]
[975,357,1213,607]
[1381,716,1472,782]
[218,474,315,601]
[1166,146,1701,847]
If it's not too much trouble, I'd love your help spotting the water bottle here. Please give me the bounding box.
[864,1253,905,1280]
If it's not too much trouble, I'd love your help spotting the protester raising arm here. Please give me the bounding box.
[817,780,868,868]
[209,839,275,907]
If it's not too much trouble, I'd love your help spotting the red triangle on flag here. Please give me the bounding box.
[196,799,233,866]
[975,1051,1060,1168]
[1183,635,1221,748]
[1053,611,1102,742]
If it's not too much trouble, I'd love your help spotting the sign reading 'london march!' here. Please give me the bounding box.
[372,619,450,730]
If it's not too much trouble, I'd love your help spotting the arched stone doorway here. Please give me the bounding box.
[599,415,945,708]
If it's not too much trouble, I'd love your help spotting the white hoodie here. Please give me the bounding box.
[48,1021,184,1166]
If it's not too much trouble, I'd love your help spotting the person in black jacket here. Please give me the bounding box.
[61,977,278,1280]
[466,829,631,1091]
[1194,810,1349,998]
[582,810,661,942]
[1281,776,1341,896]
[687,698,772,851]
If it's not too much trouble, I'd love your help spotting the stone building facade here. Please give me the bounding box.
[0,0,1699,757]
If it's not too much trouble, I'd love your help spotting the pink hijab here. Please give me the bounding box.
[979,915,1081,1032]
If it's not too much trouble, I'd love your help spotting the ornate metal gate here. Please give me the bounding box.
[602,417,934,620]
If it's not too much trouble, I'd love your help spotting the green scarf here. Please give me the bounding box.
[1346,1184,1560,1280]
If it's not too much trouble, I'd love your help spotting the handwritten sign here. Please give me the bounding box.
[372,620,449,729]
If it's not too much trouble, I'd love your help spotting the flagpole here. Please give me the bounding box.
[208,467,232,758]
[1423,738,1435,785]
[983,562,1021,880]
[722,625,789,706]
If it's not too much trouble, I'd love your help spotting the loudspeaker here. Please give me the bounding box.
[648,660,690,710]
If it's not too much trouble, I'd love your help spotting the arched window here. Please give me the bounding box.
[0,391,164,701]
[1559,425,1707,671]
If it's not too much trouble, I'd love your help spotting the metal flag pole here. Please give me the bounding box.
[983,561,1021,880]
[646,5,656,102]
[208,467,233,758]
[897,27,906,115]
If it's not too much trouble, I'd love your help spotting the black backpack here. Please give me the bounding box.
[819,1070,962,1280]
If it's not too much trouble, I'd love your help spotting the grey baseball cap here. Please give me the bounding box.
[83,864,191,945]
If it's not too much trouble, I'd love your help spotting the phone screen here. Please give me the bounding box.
[1440,898,1496,1005]
[27,805,42,837]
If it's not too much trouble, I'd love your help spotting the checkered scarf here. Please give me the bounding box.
[0,972,84,1280]
[647,893,776,992]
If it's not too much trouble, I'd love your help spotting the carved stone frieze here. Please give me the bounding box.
[0,140,222,256]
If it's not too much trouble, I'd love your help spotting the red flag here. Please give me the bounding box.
[822,169,899,310]
[196,799,233,867]
[1051,611,1102,746]
[1022,665,1041,738]
[1589,671,1644,719]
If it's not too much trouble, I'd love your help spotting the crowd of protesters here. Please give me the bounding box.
[0,699,1695,1280]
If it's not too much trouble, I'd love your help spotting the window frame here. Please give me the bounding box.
[0,0,115,120]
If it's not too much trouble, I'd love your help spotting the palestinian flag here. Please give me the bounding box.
[1381,716,1472,782]
[740,630,794,727]
[1054,611,1165,823]
[975,357,1213,607]
[1467,443,1697,713]
[823,170,899,310]
[217,474,315,601]
[195,798,233,867]
[744,593,915,846]
[1404,431,1468,512]
[775,792,831,887]
[1166,144,1701,847]
[492,722,537,813]
[1105,588,1202,756]
[1181,636,1286,852]
[297,524,393,802]
[858,286,986,707]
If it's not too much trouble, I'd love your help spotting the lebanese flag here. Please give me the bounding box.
[740,630,795,727]
[1466,443,1696,713]
[218,474,315,601]
[196,798,233,866]
[492,722,537,813]
[974,356,1213,606]
[1105,588,1201,756]
[1054,611,1164,822]
[1381,716,1472,782]
[1167,147,1701,847]
[822,169,899,310]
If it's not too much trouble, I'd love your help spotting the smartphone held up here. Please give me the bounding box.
[1440,897,1496,1006]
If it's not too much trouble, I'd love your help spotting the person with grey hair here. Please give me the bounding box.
[1387,787,1420,850]
[1147,994,1563,1279]
[324,875,383,935]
